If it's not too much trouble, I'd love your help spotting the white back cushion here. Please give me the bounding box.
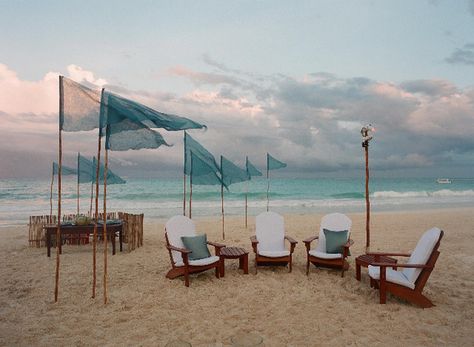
[165,215,196,264]
[316,213,352,252]
[403,227,441,283]
[256,211,285,252]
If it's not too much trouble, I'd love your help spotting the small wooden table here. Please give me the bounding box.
[44,223,123,257]
[219,247,249,277]
[355,254,398,281]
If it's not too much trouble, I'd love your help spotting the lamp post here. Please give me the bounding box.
[361,124,374,250]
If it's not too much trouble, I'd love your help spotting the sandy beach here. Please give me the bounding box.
[1,208,473,346]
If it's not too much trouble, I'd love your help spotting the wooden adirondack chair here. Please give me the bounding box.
[250,211,297,273]
[367,227,444,308]
[165,215,225,287]
[303,213,353,277]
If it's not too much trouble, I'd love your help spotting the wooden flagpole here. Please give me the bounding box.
[183,131,186,216]
[89,182,93,217]
[220,156,225,240]
[50,163,54,220]
[55,76,64,302]
[245,180,248,229]
[103,146,108,304]
[77,152,80,215]
[92,88,105,299]
[266,154,270,212]
[189,152,193,219]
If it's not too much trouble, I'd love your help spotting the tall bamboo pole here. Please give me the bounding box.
[245,180,248,228]
[266,160,270,212]
[77,152,80,215]
[103,147,108,304]
[189,153,193,219]
[220,156,225,240]
[55,76,64,302]
[50,163,54,220]
[92,88,105,299]
[364,143,370,249]
[183,131,187,216]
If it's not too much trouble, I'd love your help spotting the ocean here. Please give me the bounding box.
[0,177,473,227]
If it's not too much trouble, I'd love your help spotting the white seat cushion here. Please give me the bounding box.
[309,250,342,259]
[259,250,290,258]
[368,265,415,289]
[403,227,442,283]
[256,211,286,254]
[175,255,220,267]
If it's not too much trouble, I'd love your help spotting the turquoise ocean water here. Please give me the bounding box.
[1,177,473,227]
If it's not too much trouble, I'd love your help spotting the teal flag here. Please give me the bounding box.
[191,151,226,188]
[100,91,205,134]
[221,156,249,187]
[59,76,101,132]
[246,156,262,178]
[91,157,126,185]
[77,153,95,183]
[184,132,219,175]
[105,118,171,151]
[267,153,287,171]
[53,162,77,176]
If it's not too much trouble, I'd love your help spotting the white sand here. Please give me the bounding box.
[1,208,473,346]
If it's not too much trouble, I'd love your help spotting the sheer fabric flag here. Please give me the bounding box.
[184,132,219,175]
[105,118,171,151]
[221,156,249,187]
[59,77,101,132]
[92,157,126,185]
[77,154,96,183]
[246,157,262,178]
[53,162,76,176]
[191,152,226,188]
[267,153,287,170]
[101,91,205,132]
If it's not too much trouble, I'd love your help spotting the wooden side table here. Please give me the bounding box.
[219,247,249,277]
[355,254,398,281]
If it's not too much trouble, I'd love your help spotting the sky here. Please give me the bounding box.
[1,0,473,179]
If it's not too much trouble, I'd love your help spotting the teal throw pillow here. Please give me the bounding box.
[181,234,211,261]
[323,229,350,255]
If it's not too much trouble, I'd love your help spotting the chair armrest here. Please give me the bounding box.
[372,262,432,269]
[303,235,318,244]
[344,239,354,248]
[250,235,258,253]
[285,235,298,254]
[207,241,225,256]
[366,251,411,257]
[166,244,191,254]
[207,241,225,248]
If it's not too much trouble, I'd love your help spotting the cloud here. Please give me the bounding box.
[445,43,474,65]
[1,62,473,178]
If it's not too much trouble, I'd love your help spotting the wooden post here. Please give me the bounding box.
[266,167,270,212]
[92,88,105,299]
[220,156,225,240]
[189,154,193,219]
[50,163,54,220]
[245,180,248,229]
[364,142,370,249]
[55,76,64,303]
[183,131,187,216]
[103,147,108,304]
[89,182,93,217]
[77,152,80,215]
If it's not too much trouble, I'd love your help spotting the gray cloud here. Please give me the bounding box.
[445,43,474,65]
[2,63,474,179]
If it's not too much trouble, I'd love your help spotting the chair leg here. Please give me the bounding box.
[215,264,220,279]
[289,256,292,273]
[184,267,190,287]
[306,258,310,276]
